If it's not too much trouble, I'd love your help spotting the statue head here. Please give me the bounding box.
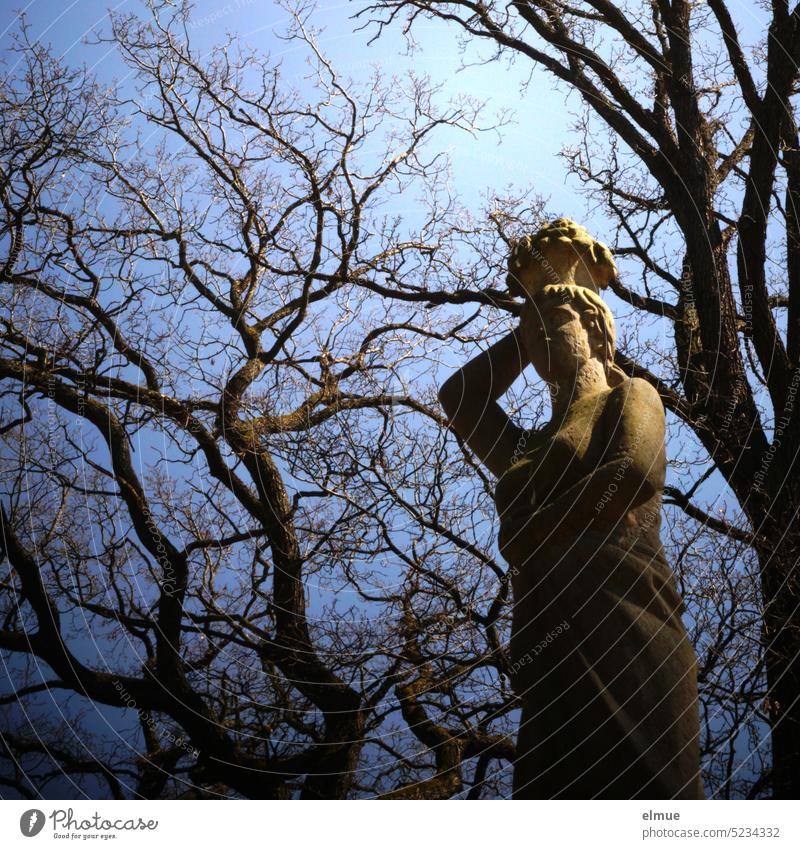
[506,218,617,298]
[520,284,627,388]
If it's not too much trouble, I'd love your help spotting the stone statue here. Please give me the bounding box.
[438,219,703,799]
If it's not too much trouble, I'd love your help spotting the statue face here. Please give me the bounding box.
[520,290,605,382]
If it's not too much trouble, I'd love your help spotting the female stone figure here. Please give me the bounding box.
[438,220,703,799]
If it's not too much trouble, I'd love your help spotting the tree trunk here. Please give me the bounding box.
[758,514,800,798]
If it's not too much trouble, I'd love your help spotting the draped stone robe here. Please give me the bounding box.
[495,378,704,799]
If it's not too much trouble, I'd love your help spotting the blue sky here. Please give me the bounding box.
[0,0,776,797]
[1,0,774,639]
[1,0,772,256]
[2,1,573,208]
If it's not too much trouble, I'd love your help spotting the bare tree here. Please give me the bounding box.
[358,0,800,798]
[0,1,531,799]
[0,0,780,798]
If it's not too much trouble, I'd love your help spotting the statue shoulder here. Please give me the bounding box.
[608,376,664,417]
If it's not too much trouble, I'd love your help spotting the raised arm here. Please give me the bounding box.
[438,327,528,478]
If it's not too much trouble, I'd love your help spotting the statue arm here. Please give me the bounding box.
[499,378,666,560]
[438,327,527,478]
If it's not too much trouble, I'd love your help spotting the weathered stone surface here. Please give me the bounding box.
[506,218,617,298]
[496,363,703,799]
[439,221,703,799]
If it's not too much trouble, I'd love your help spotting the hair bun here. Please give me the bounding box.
[507,218,617,298]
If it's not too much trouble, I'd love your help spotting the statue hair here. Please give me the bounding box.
[506,217,617,296]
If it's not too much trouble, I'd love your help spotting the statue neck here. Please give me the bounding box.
[544,256,580,288]
[548,358,609,424]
